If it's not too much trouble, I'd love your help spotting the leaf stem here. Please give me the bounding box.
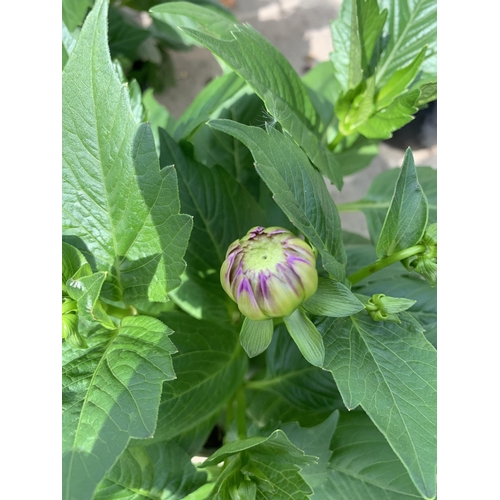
[328,131,344,151]
[347,245,426,285]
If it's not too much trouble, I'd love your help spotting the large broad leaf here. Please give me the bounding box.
[62,316,177,500]
[338,166,436,246]
[159,130,266,277]
[376,0,437,88]
[208,120,347,281]
[246,326,344,429]
[376,149,428,257]
[150,2,343,188]
[315,411,423,499]
[94,441,207,500]
[62,0,192,305]
[140,312,248,443]
[201,430,317,500]
[317,312,436,499]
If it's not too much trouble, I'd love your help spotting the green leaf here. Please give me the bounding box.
[63,0,93,31]
[159,130,266,276]
[208,120,346,281]
[62,0,192,305]
[142,88,176,152]
[302,277,365,317]
[94,441,207,500]
[246,326,344,429]
[317,312,437,498]
[151,2,343,188]
[376,149,428,258]
[202,430,317,500]
[280,412,339,492]
[376,47,427,109]
[283,308,325,368]
[108,4,151,60]
[62,242,91,290]
[240,318,274,358]
[62,22,77,69]
[357,89,420,139]
[376,0,437,88]
[66,272,115,329]
[62,315,177,500]
[330,0,387,91]
[142,312,247,443]
[173,71,247,141]
[340,166,436,246]
[322,411,423,499]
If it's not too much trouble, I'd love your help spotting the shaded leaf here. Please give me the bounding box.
[246,326,343,429]
[63,0,93,31]
[62,315,177,500]
[240,318,274,358]
[317,312,437,498]
[94,441,207,500]
[143,312,247,443]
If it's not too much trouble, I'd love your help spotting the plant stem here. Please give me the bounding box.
[347,245,426,285]
[236,387,247,440]
[328,131,344,151]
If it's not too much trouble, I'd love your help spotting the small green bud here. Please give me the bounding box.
[366,293,416,324]
[220,226,318,320]
[409,224,437,285]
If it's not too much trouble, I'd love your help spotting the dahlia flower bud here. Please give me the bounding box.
[220,226,318,321]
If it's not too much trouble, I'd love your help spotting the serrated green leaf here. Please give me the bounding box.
[62,0,192,305]
[339,167,436,246]
[330,0,387,92]
[240,317,274,358]
[302,277,364,317]
[62,315,177,500]
[202,430,317,500]
[376,149,428,258]
[151,2,343,188]
[94,441,207,500]
[208,120,346,281]
[357,89,420,139]
[246,326,343,429]
[283,308,325,368]
[376,0,437,88]
[317,312,436,499]
[319,411,423,499]
[142,312,247,443]
[159,130,266,277]
[280,412,339,492]
[376,47,427,109]
[142,88,176,153]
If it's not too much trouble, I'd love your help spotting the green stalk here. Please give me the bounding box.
[236,387,247,440]
[328,131,345,151]
[347,245,426,285]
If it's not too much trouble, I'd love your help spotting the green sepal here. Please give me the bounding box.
[283,309,325,368]
[240,317,274,358]
[366,293,416,314]
[302,277,365,317]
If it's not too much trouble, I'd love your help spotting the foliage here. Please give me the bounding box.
[62,0,437,499]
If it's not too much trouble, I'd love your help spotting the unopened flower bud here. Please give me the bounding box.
[409,224,437,286]
[220,226,318,320]
[366,293,416,324]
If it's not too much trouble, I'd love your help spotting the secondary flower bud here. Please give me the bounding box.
[220,226,318,320]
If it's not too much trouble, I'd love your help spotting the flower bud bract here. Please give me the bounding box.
[220,226,318,320]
